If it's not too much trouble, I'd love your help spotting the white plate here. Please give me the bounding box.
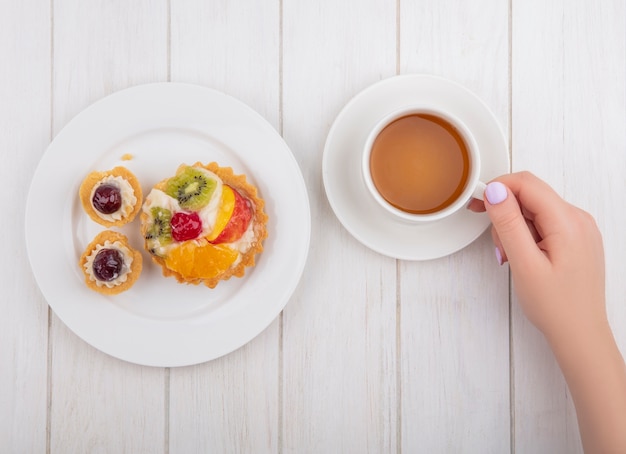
[25,83,310,367]
[322,74,509,260]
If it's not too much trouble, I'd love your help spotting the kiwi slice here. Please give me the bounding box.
[165,167,217,210]
[145,207,172,256]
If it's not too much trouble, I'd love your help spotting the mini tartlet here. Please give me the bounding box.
[79,166,143,227]
[80,231,143,295]
[140,162,268,288]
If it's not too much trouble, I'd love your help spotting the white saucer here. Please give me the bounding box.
[322,74,509,260]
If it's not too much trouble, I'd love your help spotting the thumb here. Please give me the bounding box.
[483,181,545,268]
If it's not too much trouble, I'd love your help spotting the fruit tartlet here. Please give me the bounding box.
[80,231,143,295]
[79,166,143,227]
[140,162,268,288]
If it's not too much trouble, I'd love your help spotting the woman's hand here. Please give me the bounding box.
[469,171,606,338]
[469,171,626,453]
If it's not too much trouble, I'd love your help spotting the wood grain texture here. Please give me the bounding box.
[282,0,398,452]
[168,329,279,454]
[170,0,280,129]
[169,1,281,452]
[4,0,626,452]
[510,3,577,450]
[399,0,511,451]
[0,0,50,452]
[48,1,168,452]
[512,0,626,452]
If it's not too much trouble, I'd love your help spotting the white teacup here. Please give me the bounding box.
[362,105,486,223]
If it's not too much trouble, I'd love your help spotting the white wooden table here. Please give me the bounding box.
[2,0,625,452]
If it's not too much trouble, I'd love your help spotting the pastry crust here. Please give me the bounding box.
[79,166,143,227]
[141,162,268,288]
[80,230,143,295]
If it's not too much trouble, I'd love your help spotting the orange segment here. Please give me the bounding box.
[165,240,238,280]
[191,242,238,279]
[207,185,235,241]
[165,241,196,277]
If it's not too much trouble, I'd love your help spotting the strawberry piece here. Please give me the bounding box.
[171,211,203,242]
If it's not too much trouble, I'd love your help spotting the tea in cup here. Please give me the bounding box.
[362,106,486,222]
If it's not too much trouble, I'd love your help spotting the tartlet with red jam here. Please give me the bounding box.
[80,231,143,295]
[79,166,143,227]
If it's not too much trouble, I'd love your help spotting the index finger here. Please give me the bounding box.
[490,171,569,238]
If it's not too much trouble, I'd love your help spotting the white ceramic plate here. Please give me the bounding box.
[323,74,509,260]
[25,83,310,367]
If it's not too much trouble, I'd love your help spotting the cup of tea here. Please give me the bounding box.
[362,105,486,223]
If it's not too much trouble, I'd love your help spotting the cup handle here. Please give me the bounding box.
[471,181,487,201]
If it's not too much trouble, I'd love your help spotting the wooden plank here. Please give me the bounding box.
[48,1,168,452]
[168,1,281,452]
[398,0,511,452]
[510,1,578,450]
[170,0,280,129]
[560,0,626,358]
[281,0,398,452]
[0,1,50,452]
[512,0,626,451]
[168,330,280,453]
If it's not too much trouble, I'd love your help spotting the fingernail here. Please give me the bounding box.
[485,182,508,205]
[495,246,504,266]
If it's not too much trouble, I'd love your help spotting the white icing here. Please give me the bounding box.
[83,240,134,288]
[142,189,182,214]
[90,175,137,222]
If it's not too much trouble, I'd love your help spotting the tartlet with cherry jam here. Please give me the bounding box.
[79,166,143,227]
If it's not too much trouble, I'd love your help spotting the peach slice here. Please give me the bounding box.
[206,185,236,241]
[210,186,252,244]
